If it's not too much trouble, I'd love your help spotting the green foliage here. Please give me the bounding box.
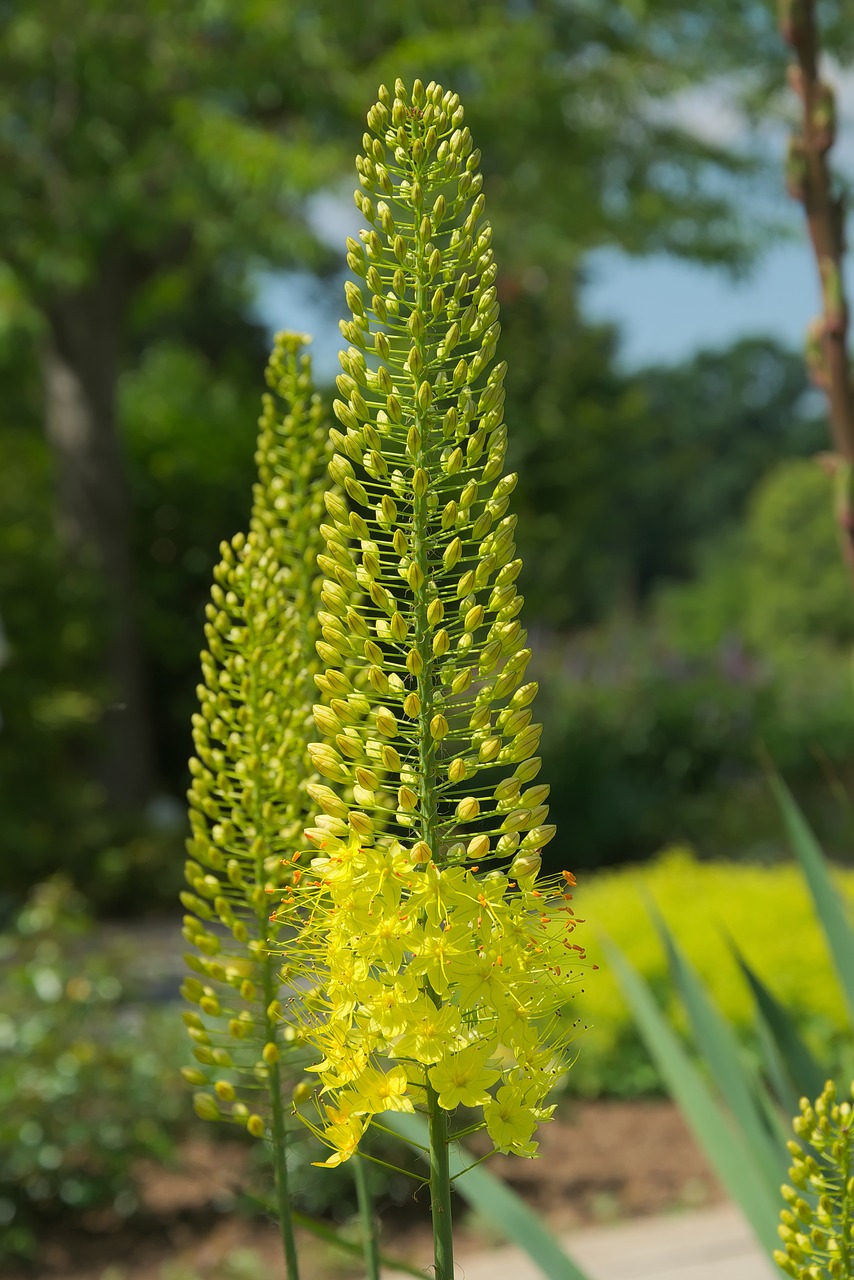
[0,339,264,911]
[745,459,854,649]
[510,335,823,627]
[0,425,163,905]
[604,786,854,1265]
[658,457,854,656]
[567,847,854,1098]
[536,629,854,871]
[0,879,189,1260]
[122,342,261,787]
[0,0,784,324]
[0,1,345,310]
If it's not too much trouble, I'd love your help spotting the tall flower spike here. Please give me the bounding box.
[296,81,586,1169]
[182,334,329,1259]
[774,1079,854,1279]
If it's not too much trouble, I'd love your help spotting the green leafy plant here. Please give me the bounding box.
[603,6,854,1266]
[605,777,854,1262]
[568,845,854,1099]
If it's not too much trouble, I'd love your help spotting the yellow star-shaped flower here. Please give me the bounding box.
[428,1045,500,1109]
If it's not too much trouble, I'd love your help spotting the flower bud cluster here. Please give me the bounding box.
[774,1078,854,1279]
[295,82,585,1168]
[314,77,552,868]
[182,333,329,1135]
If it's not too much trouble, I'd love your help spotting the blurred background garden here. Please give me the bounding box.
[4,1,854,1276]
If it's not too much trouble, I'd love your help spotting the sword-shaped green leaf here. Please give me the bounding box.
[729,936,824,1105]
[649,904,785,1194]
[769,772,854,1023]
[602,934,781,1258]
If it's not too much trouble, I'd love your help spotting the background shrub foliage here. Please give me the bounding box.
[568,847,854,1098]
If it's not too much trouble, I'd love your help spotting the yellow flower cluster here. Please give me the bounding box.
[290,832,584,1165]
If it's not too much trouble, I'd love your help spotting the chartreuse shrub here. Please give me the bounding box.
[182,80,587,1280]
[569,847,854,1098]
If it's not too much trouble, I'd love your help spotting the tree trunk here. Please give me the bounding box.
[42,265,154,811]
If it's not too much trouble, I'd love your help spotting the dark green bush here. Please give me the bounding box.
[0,341,256,912]
[536,628,854,871]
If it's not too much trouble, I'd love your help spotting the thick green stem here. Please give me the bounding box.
[268,1059,301,1279]
[405,113,456,1280]
[249,580,300,1280]
[256,943,301,1277]
[427,1081,455,1280]
[353,1154,381,1280]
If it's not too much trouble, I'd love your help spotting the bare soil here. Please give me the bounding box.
[14,1099,722,1280]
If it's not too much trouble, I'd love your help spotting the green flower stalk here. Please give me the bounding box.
[775,1079,854,1280]
[181,333,329,1280]
[287,79,587,1273]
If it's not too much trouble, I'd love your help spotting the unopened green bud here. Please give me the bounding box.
[433,629,450,657]
[467,834,490,860]
[510,851,541,882]
[376,706,398,737]
[181,1067,209,1086]
[430,713,449,740]
[194,1092,221,1122]
[411,840,432,865]
[443,538,462,570]
[427,598,444,626]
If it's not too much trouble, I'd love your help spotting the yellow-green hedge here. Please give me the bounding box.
[564,847,854,1096]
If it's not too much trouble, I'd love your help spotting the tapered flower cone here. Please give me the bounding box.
[291,80,588,1166]
[182,333,329,1137]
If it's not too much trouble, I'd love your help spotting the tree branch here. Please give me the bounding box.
[781,0,854,560]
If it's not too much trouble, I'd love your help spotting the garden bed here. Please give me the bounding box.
[15,1098,721,1280]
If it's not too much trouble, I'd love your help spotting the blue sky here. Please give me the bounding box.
[583,241,825,368]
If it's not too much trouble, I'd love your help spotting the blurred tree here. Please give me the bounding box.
[508,324,825,626]
[0,3,349,807]
[656,456,854,657]
[745,457,854,647]
[0,0,828,819]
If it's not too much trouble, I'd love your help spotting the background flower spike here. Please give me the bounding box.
[182,331,330,1279]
